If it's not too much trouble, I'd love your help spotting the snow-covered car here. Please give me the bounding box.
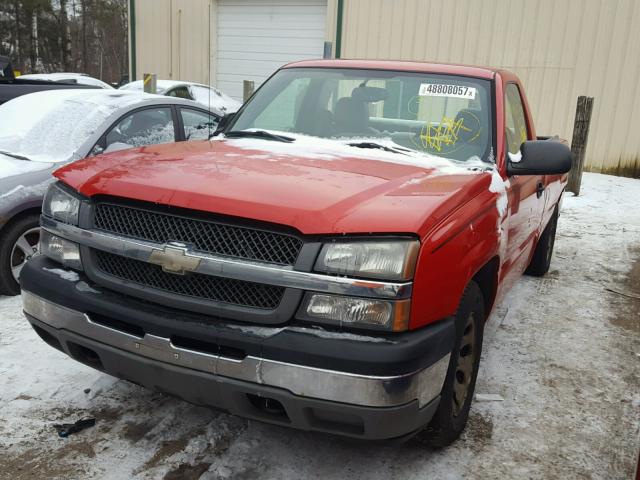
[119,80,241,113]
[17,73,113,89]
[0,89,225,295]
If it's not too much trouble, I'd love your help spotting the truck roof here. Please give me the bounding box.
[283,59,500,80]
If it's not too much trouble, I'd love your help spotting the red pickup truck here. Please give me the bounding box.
[21,60,571,445]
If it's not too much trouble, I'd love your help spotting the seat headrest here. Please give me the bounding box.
[334,97,369,134]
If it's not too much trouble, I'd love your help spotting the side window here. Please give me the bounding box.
[105,107,175,150]
[504,84,529,155]
[181,108,219,141]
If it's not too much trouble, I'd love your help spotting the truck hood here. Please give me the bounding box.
[54,137,496,235]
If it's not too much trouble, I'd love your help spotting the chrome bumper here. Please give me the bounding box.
[23,290,449,408]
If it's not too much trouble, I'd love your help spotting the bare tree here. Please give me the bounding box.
[59,0,71,70]
[0,0,128,83]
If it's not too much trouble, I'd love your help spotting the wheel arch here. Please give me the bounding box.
[0,206,42,236]
[470,256,500,320]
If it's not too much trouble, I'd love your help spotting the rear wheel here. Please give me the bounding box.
[0,214,41,296]
[525,206,559,276]
[416,281,485,448]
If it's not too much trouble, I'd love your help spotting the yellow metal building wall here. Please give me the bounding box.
[333,0,640,176]
[134,0,212,85]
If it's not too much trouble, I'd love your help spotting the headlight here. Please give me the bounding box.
[315,240,419,281]
[40,230,82,270]
[42,183,80,225]
[299,293,410,331]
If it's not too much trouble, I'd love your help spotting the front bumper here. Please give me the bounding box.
[21,257,454,439]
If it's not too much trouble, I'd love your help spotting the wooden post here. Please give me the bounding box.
[566,96,594,196]
[143,73,156,94]
[243,80,255,102]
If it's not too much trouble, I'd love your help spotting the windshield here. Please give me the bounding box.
[229,68,494,162]
[0,91,119,163]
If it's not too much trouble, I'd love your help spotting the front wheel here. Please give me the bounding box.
[0,214,41,296]
[416,281,485,448]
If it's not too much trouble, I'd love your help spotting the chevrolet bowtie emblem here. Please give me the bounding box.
[149,243,201,275]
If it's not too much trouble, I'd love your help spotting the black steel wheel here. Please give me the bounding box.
[416,281,485,448]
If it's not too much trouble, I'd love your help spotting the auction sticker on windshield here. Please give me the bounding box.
[419,83,476,99]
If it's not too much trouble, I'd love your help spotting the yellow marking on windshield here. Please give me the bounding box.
[418,116,472,152]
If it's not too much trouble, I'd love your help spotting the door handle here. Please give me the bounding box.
[536,181,545,198]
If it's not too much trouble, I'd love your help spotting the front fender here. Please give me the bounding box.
[410,190,501,329]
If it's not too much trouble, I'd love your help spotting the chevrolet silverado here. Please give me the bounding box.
[21,60,572,445]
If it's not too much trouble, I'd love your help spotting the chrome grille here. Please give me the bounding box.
[94,250,285,310]
[94,203,303,266]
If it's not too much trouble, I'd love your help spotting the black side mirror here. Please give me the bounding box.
[507,140,573,176]
[210,112,235,138]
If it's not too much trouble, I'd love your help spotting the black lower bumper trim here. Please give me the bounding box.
[27,314,441,440]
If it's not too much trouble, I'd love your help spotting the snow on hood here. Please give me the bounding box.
[216,131,493,176]
[0,90,158,163]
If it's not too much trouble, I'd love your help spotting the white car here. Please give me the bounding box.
[0,89,225,295]
[18,73,114,89]
[119,80,241,113]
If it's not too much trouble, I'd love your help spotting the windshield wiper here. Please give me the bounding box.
[0,150,32,161]
[224,130,295,143]
[346,141,411,155]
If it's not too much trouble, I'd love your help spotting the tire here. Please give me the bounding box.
[0,214,41,296]
[416,281,485,448]
[525,206,559,277]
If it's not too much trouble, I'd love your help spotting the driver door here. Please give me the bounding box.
[503,83,545,279]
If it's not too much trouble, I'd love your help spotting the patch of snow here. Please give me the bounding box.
[190,85,241,113]
[43,267,80,282]
[508,151,522,163]
[216,131,493,176]
[489,168,509,217]
[18,73,113,89]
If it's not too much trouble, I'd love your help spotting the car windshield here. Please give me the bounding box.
[229,67,494,162]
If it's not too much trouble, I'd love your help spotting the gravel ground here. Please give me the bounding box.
[0,172,638,479]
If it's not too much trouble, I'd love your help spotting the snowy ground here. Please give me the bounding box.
[0,172,638,479]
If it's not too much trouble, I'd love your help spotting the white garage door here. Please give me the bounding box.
[216,0,327,101]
